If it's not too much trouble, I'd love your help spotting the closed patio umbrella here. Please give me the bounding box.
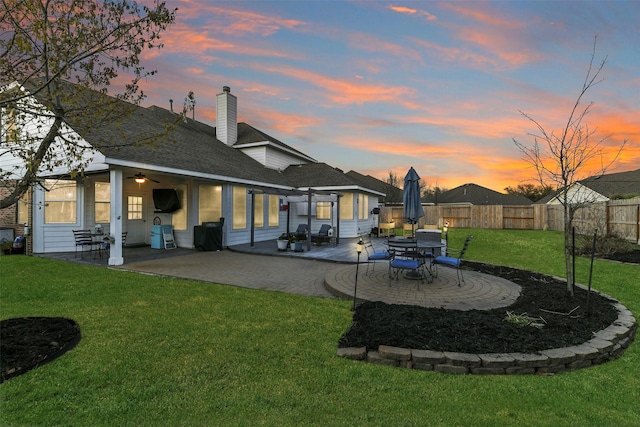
[403,167,424,236]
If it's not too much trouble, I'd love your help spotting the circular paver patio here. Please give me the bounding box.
[325,264,521,310]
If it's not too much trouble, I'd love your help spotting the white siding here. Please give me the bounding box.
[216,88,237,146]
[240,146,267,165]
[1,93,103,179]
[264,148,305,170]
[237,144,309,170]
[548,183,608,205]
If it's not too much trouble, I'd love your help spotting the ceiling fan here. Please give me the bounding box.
[126,172,159,184]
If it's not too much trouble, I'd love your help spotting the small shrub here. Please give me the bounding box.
[575,233,635,257]
[504,311,545,329]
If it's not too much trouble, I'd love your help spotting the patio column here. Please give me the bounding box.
[250,189,255,247]
[307,188,312,252]
[336,194,341,245]
[108,169,124,266]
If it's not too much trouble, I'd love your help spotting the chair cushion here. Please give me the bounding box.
[390,259,421,269]
[368,251,392,260]
[433,256,460,268]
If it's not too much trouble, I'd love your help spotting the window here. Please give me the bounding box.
[232,186,246,229]
[268,195,279,227]
[127,195,143,220]
[172,185,187,230]
[44,179,77,223]
[254,193,264,228]
[94,182,110,223]
[199,184,222,223]
[340,192,354,220]
[316,201,331,220]
[17,190,29,225]
[358,193,368,219]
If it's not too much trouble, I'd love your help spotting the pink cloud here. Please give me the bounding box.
[255,64,414,105]
[441,3,523,30]
[348,33,424,64]
[387,5,437,21]
[157,23,297,59]
[251,109,324,134]
[174,1,306,36]
[429,3,543,69]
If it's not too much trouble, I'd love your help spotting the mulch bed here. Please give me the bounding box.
[0,317,81,383]
[339,261,625,354]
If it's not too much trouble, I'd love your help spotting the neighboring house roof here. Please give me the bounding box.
[536,168,640,204]
[438,183,533,205]
[579,168,640,198]
[344,171,403,202]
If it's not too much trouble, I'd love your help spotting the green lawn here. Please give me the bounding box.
[1,229,639,426]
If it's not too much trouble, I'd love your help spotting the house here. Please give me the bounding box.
[436,183,533,206]
[1,82,384,264]
[537,168,640,205]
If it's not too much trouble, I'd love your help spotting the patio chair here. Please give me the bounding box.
[100,232,128,257]
[311,224,331,245]
[432,235,473,286]
[416,229,443,277]
[362,235,393,275]
[388,245,428,289]
[293,224,308,241]
[72,229,95,259]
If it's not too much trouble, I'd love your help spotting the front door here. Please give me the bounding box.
[126,194,148,245]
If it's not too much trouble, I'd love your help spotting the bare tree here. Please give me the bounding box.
[0,0,179,209]
[385,170,402,204]
[513,37,627,296]
[422,180,448,203]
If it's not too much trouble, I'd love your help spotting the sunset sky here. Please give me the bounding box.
[131,1,639,192]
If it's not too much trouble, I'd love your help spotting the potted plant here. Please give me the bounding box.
[277,233,289,251]
[290,235,304,252]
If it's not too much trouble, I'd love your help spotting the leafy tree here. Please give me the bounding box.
[504,183,553,202]
[513,37,627,296]
[0,0,178,209]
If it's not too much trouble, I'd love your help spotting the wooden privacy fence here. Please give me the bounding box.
[379,198,640,244]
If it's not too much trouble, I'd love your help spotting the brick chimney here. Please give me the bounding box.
[216,86,237,146]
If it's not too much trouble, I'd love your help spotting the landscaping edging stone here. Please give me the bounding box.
[337,294,637,375]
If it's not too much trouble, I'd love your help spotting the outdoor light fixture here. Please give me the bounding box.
[135,177,146,184]
[352,237,364,310]
[443,221,449,256]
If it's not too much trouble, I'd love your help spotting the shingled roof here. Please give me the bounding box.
[579,168,640,198]
[438,183,533,205]
[232,122,315,163]
[345,170,403,202]
[76,102,293,188]
[281,163,377,191]
[22,80,318,190]
[536,168,640,204]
